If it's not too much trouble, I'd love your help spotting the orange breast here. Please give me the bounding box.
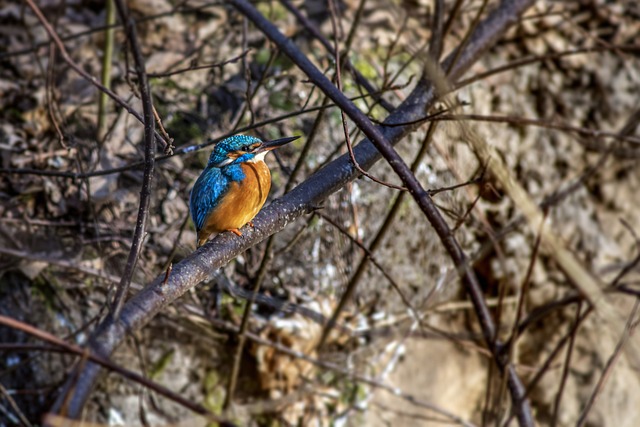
[200,161,271,240]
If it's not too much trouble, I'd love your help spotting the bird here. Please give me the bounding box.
[190,134,299,247]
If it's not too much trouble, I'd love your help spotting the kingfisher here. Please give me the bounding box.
[190,134,299,247]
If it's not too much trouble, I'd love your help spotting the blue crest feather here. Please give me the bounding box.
[207,135,262,167]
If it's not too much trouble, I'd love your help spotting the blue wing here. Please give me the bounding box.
[190,167,229,232]
[189,164,246,232]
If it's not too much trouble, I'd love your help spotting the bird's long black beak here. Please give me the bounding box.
[255,135,300,153]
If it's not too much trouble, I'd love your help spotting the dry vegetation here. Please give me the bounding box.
[1,0,639,426]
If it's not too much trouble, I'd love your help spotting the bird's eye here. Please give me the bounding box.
[242,145,250,152]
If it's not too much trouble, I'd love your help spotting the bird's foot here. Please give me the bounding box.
[229,229,243,237]
[309,203,324,212]
[248,221,255,228]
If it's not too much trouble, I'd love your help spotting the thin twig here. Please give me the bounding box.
[316,212,420,325]
[328,0,406,191]
[97,0,116,141]
[22,0,169,148]
[318,124,438,347]
[0,382,33,427]
[0,315,234,425]
[45,43,66,147]
[434,114,640,146]
[1,2,228,60]
[146,50,250,78]
[279,0,394,112]
[108,0,157,320]
[456,44,640,89]
[501,307,592,426]
[499,214,545,422]
[551,302,582,427]
[0,88,409,180]
[577,300,640,427]
[429,0,445,60]
[223,241,272,409]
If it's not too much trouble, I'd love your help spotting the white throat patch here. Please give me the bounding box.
[247,151,268,163]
